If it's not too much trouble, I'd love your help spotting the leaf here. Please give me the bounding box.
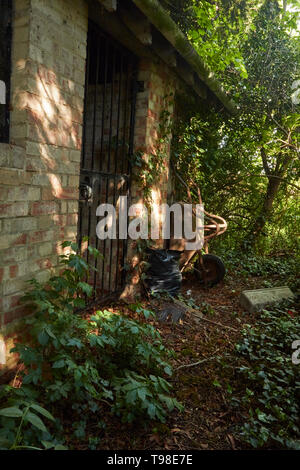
[0,406,23,418]
[147,403,157,419]
[70,242,78,252]
[52,359,65,369]
[45,327,56,340]
[130,326,139,334]
[61,241,72,248]
[38,329,49,346]
[67,338,83,349]
[30,404,55,422]
[213,379,222,388]
[25,411,48,433]
[126,390,137,404]
[41,440,55,450]
[73,298,86,308]
[78,282,93,297]
[137,388,147,401]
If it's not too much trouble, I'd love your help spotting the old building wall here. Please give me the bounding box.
[123,58,178,296]
[0,0,88,375]
[0,0,186,374]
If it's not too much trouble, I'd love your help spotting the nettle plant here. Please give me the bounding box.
[233,301,300,449]
[0,241,182,448]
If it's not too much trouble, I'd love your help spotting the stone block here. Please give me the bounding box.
[240,286,294,313]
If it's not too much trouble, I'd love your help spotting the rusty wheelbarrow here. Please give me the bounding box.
[169,164,228,287]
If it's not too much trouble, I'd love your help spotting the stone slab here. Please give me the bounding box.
[240,286,294,313]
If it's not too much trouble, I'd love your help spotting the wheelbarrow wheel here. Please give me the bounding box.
[195,254,225,287]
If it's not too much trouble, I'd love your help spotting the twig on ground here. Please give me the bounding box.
[175,349,220,371]
[193,314,239,332]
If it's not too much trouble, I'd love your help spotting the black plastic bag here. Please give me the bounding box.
[144,248,183,295]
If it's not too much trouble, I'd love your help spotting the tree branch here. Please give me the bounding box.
[247,173,300,191]
[260,147,270,175]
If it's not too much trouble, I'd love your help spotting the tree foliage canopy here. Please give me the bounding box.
[170,0,300,254]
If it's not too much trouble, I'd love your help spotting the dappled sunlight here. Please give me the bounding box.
[12,63,82,258]
[80,238,88,255]
[47,173,63,197]
[150,187,163,245]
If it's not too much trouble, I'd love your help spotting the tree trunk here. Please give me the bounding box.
[244,147,287,247]
[250,175,281,240]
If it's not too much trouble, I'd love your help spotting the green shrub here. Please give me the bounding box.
[232,301,300,449]
[0,241,182,448]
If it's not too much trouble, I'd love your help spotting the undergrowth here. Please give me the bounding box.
[0,241,182,450]
[231,300,300,449]
[218,249,300,290]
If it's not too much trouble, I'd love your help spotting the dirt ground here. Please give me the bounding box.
[74,271,270,451]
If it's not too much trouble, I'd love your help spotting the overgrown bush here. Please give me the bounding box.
[0,241,182,449]
[232,301,300,449]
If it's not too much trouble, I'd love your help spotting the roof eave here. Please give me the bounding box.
[132,0,238,114]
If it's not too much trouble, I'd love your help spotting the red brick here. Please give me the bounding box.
[13,233,27,245]
[9,295,22,309]
[9,265,18,278]
[28,230,50,243]
[3,306,30,325]
[30,201,59,216]
[60,188,79,199]
[36,258,53,269]
[0,202,28,217]
[42,188,56,200]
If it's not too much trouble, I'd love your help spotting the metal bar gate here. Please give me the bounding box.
[78,22,138,298]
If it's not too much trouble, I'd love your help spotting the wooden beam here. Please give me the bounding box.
[151,33,177,68]
[97,0,117,12]
[118,4,152,46]
[133,0,238,114]
[193,74,207,99]
[176,56,194,87]
[87,0,152,59]
[175,56,208,100]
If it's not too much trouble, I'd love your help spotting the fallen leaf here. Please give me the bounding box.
[199,443,209,449]
[227,433,236,450]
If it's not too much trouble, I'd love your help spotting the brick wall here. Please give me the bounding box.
[122,58,178,297]
[0,1,185,373]
[0,0,88,375]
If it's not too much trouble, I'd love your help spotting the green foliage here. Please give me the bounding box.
[0,391,65,450]
[111,371,183,423]
[161,0,259,78]
[232,301,300,449]
[22,240,101,312]
[219,249,300,291]
[171,0,299,254]
[1,242,182,449]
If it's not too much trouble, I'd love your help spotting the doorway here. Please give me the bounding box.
[78,21,138,297]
